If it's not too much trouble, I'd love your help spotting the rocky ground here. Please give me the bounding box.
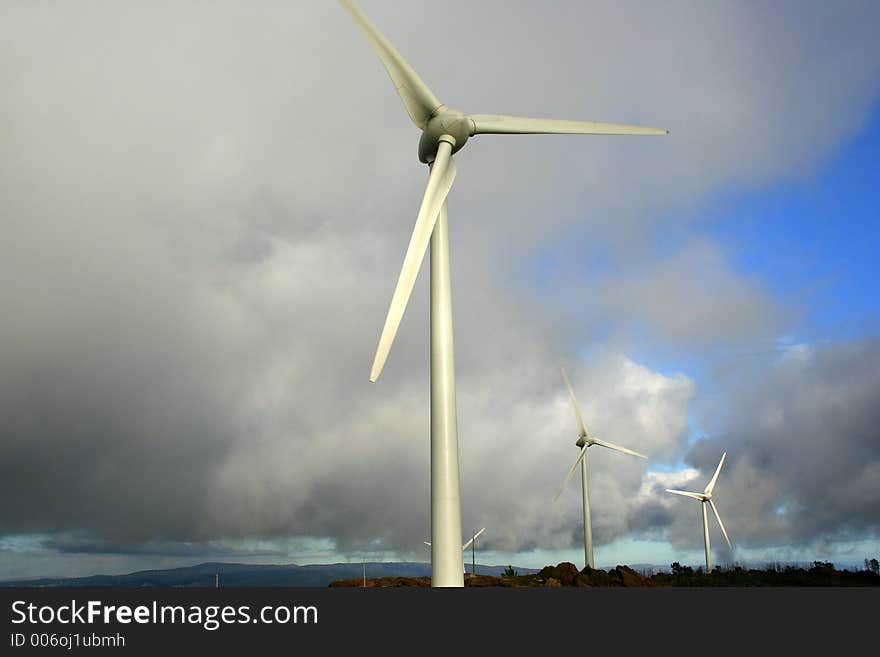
[330,562,654,587]
[330,560,880,587]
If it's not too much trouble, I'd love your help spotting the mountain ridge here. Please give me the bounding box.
[0,561,537,588]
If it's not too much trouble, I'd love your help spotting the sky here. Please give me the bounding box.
[1,0,879,580]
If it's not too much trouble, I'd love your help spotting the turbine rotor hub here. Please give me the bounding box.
[419,107,472,163]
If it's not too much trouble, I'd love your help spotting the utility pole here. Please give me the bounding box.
[362,560,366,587]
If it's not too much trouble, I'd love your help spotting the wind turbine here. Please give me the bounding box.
[463,527,485,576]
[554,367,646,569]
[339,0,668,587]
[425,527,486,576]
[666,452,733,571]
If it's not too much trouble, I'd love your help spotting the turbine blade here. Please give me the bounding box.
[554,445,589,501]
[591,437,647,459]
[370,141,457,382]
[423,541,431,547]
[340,0,442,128]
[561,367,588,438]
[462,528,485,551]
[709,500,732,549]
[469,114,669,136]
[665,489,704,501]
[704,452,727,495]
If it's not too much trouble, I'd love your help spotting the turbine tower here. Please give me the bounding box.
[339,0,668,587]
[666,452,733,571]
[554,367,646,569]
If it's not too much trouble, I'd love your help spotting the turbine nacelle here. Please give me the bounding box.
[575,436,589,448]
[418,106,472,163]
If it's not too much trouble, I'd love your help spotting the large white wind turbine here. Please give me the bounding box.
[666,452,733,571]
[554,368,646,569]
[340,0,668,587]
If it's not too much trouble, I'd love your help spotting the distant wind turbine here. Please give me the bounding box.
[555,368,646,569]
[425,527,486,575]
[339,0,667,587]
[666,452,733,571]
[463,528,485,576]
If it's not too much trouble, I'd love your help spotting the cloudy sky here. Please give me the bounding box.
[2,0,879,579]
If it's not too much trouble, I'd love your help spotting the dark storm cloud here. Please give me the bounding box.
[628,500,676,540]
[695,340,880,545]
[42,534,286,558]
[636,340,880,553]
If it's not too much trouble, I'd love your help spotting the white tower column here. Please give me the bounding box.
[430,201,464,587]
[581,453,593,569]
[702,501,711,572]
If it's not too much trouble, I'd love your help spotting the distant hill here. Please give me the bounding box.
[0,562,536,588]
